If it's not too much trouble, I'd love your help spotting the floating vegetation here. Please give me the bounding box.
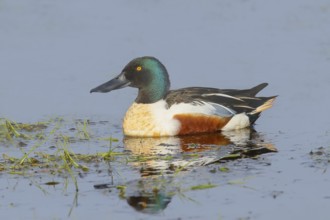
[219,166,230,172]
[309,146,330,171]
[310,146,330,162]
[0,118,128,192]
[75,119,92,140]
[1,149,127,173]
[44,181,61,186]
[190,183,217,191]
[0,119,33,140]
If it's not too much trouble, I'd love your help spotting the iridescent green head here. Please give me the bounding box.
[90,56,170,103]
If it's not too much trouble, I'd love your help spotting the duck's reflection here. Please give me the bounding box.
[124,177,173,214]
[124,128,268,175]
[124,128,252,155]
[95,129,277,214]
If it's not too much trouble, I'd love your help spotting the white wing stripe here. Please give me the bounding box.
[233,105,255,109]
[201,93,243,101]
[237,96,261,100]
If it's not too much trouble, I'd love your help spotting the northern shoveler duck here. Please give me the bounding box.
[91,56,276,137]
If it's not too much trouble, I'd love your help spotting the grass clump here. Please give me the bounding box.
[190,183,217,191]
[0,118,127,192]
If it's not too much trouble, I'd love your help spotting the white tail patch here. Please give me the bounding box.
[222,113,250,131]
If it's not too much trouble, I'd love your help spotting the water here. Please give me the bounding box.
[1,0,330,219]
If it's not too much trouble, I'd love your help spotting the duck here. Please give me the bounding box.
[90,56,276,137]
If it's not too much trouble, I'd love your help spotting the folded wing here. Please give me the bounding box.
[165,83,276,117]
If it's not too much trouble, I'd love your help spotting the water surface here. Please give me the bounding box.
[1,0,330,219]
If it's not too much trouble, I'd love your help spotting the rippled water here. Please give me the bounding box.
[1,0,330,219]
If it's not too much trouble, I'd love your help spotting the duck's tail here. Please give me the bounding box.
[246,95,277,124]
[247,83,269,96]
[250,96,277,114]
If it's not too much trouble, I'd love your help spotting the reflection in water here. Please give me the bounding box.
[125,178,173,214]
[123,131,235,176]
[123,128,271,176]
[96,129,277,214]
[124,128,256,155]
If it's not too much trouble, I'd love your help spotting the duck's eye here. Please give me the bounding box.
[136,66,142,72]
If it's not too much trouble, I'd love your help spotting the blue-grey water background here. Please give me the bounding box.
[1,0,330,219]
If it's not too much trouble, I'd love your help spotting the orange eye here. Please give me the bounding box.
[136,66,142,71]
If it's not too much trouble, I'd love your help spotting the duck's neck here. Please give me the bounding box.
[136,82,170,104]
